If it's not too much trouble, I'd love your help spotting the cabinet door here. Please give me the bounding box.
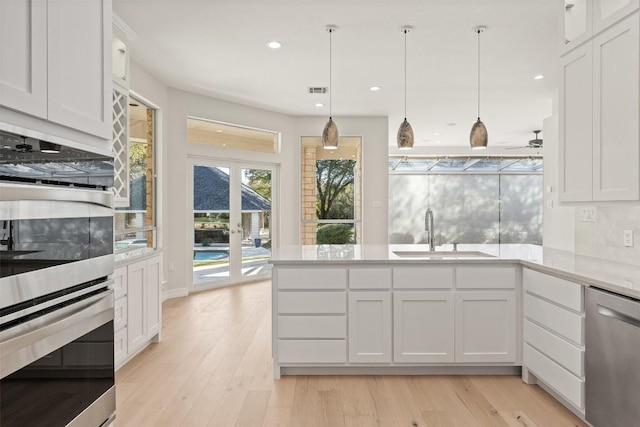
[47,0,111,138]
[593,0,639,33]
[348,291,391,363]
[0,0,47,118]
[146,256,161,338]
[393,292,454,363]
[559,43,594,202]
[126,259,147,351]
[455,291,516,363]
[593,12,639,201]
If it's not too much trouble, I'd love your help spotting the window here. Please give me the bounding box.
[388,156,543,245]
[300,136,362,244]
[114,96,156,252]
[187,117,279,153]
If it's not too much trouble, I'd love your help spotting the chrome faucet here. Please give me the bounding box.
[425,208,435,251]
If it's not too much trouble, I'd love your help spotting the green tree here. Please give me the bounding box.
[244,169,272,200]
[316,159,355,219]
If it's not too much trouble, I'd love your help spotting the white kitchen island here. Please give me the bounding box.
[270,244,543,378]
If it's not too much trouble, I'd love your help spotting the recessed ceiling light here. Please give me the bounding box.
[534,74,544,80]
[446,123,456,127]
[369,86,381,91]
[315,103,324,107]
[434,132,441,136]
[267,41,282,49]
[435,141,441,144]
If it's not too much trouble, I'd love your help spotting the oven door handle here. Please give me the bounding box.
[0,288,114,378]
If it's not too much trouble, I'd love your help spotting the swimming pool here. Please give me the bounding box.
[193,250,229,261]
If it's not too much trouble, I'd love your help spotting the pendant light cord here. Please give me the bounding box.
[404,29,407,121]
[329,28,333,119]
[477,28,481,120]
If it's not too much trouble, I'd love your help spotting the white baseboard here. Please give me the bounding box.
[163,286,189,301]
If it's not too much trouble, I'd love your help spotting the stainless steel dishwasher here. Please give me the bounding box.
[585,287,640,427]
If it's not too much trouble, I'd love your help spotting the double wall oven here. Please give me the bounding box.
[0,129,116,427]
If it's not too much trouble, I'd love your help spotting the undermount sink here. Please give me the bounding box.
[392,250,495,259]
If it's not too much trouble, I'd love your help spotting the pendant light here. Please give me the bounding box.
[322,25,339,150]
[470,25,488,150]
[397,25,414,150]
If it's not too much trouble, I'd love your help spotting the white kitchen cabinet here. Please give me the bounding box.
[126,259,147,351]
[146,256,161,337]
[560,11,639,202]
[114,254,162,369]
[348,291,392,363]
[393,291,454,363]
[559,43,594,202]
[592,13,639,200]
[561,0,639,52]
[522,268,585,414]
[0,0,112,140]
[0,0,47,118]
[593,0,639,33]
[454,291,517,363]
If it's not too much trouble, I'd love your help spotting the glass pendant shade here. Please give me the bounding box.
[322,117,339,149]
[470,118,488,149]
[397,119,414,150]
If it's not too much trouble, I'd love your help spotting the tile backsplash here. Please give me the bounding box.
[575,205,640,265]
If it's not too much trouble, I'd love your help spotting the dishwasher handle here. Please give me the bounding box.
[597,304,640,329]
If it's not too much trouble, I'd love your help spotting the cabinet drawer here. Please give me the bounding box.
[277,339,346,363]
[278,292,346,314]
[393,266,454,289]
[524,319,583,377]
[113,267,127,300]
[524,293,584,345]
[523,269,583,312]
[278,315,346,339]
[524,344,584,410]
[277,268,347,290]
[456,266,516,289]
[349,267,392,289]
[114,297,127,332]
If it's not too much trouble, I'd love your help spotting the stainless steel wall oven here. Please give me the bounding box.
[0,129,116,426]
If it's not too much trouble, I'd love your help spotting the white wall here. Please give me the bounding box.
[294,116,389,245]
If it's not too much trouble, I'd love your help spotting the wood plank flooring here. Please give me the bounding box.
[115,280,587,427]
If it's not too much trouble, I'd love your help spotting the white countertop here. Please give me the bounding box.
[271,244,640,299]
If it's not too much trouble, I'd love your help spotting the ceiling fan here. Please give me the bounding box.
[507,130,543,150]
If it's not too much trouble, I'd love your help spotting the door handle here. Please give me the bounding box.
[597,305,640,329]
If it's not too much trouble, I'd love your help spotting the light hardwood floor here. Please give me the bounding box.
[115,280,587,427]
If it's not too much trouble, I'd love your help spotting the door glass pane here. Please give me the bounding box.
[241,168,272,279]
[193,165,231,286]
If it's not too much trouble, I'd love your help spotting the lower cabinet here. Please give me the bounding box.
[454,291,516,363]
[348,291,392,363]
[393,291,454,363]
[522,268,585,413]
[113,254,162,369]
[273,263,519,376]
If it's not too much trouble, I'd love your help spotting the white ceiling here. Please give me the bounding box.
[113,0,560,149]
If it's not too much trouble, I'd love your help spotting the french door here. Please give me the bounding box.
[189,158,275,290]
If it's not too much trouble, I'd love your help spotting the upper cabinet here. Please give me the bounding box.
[0,0,112,140]
[0,0,47,118]
[562,0,639,53]
[559,10,639,202]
